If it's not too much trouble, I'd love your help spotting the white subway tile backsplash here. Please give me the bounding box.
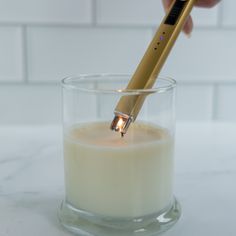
[0,0,92,24]
[215,85,236,121]
[96,0,164,26]
[0,85,61,124]
[0,27,23,81]
[191,5,219,27]
[27,27,236,83]
[27,27,152,81]
[161,29,236,82]
[0,0,236,124]
[176,84,213,121]
[222,0,236,27]
[96,0,219,27]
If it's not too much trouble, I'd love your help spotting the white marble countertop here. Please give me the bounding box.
[0,122,235,236]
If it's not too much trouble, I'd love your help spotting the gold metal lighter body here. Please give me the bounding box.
[111,0,196,134]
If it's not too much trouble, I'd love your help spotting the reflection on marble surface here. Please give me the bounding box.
[0,123,236,236]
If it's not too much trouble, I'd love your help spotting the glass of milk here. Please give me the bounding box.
[58,74,180,236]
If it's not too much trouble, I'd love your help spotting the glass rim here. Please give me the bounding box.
[61,74,176,95]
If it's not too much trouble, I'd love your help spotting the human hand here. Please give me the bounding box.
[162,0,221,35]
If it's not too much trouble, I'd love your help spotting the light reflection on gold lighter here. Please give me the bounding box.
[110,0,196,135]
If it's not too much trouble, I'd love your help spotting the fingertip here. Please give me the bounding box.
[162,0,173,11]
[183,16,193,36]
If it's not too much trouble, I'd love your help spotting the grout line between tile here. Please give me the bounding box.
[0,82,59,86]
[211,83,219,120]
[23,25,29,83]
[1,80,236,86]
[91,0,97,26]
[20,25,28,83]
[216,1,224,28]
[0,22,232,30]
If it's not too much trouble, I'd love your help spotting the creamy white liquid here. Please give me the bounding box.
[64,122,174,218]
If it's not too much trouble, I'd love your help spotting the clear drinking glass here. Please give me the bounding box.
[58,74,181,236]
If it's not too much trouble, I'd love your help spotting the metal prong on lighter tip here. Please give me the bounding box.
[110,114,133,135]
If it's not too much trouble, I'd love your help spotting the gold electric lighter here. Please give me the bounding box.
[111,0,196,135]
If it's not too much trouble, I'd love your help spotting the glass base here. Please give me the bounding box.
[58,198,181,236]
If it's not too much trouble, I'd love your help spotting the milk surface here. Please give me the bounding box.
[64,122,174,218]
